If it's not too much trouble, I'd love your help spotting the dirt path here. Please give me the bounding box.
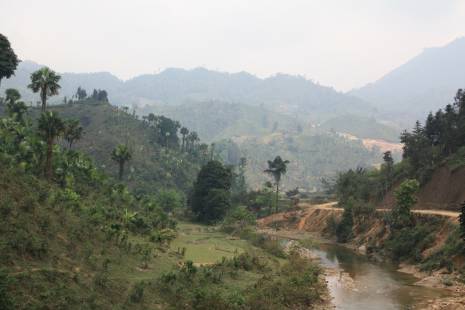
[298,202,460,220]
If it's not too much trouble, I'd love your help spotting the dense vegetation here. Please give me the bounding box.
[217,130,382,191]
[22,101,208,195]
[2,61,402,192]
[332,88,465,208]
[328,90,465,273]
[0,79,182,308]
[0,34,327,309]
[0,33,19,87]
[190,160,233,224]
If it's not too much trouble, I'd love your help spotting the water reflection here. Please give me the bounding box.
[305,243,450,310]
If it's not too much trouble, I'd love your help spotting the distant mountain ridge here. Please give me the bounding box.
[0,60,123,104]
[1,61,375,122]
[0,63,401,191]
[350,37,465,125]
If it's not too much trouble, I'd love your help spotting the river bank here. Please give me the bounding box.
[260,227,465,309]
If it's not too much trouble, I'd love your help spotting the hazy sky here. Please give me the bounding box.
[1,0,464,91]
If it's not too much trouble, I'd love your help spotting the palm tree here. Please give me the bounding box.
[264,156,290,216]
[63,119,83,149]
[28,67,61,111]
[180,127,189,151]
[5,88,20,103]
[147,113,156,125]
[38,111,65,180]
[4,88,27,123]
[111,144,132,180]
[187,131,199,152]
[122,208,138,229]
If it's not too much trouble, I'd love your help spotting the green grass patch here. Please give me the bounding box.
[171,222,256,264]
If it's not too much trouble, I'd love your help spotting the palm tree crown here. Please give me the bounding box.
[28,67,61,111]
[38,111,65,141]
[111,144,132,180]
[4,88,27,123]
[264,156,290,184]
[264,156,290,217]
[63,119,83,149]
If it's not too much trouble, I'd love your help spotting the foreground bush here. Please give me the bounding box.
[155,252,324,309]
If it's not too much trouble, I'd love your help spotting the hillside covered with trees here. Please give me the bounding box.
[0,33,329,309]
[325,89,465,277]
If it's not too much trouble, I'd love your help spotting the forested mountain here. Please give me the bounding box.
[143,101,390,190]
[1,61,375,121]
[0,91,325,310]
[335,89,465,211]
[141,101,302,142]
[0,61,398,190]
[125,69,376,121]
[0,100,207,194]
[350,37,465,125]
[0,59,405,193]
[47,103,206,194]
[216,130,381,191]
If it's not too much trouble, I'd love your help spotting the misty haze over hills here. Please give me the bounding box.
[351,37,465,125]
[0,61,375,122]
[2,37,465,134]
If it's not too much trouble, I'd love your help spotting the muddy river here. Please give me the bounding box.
[304,242,452,309]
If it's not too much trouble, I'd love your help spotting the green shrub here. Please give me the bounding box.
[8,229,48,258]
[149,228,177,245]
[247,253,323,309]
[421,227,465,272]
[221,206,256,234]
[385,224,434,262]
[336,199,354,243]
[220,252,268,272]
[128,281,145,303]
[239,231,286,258]
[325,214,338,236]
[0,269,15,310]
[156,189,184,213]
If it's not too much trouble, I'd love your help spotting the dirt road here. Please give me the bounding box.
[298,202,460,220]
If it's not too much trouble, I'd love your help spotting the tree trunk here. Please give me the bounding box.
[274,182,279,230]
[119,161,124,180]
[41,89,47,112]
[275,182,279,214]
[46,138,53,180]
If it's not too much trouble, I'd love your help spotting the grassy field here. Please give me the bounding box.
[171,222,253,264]
[112,222,282,283]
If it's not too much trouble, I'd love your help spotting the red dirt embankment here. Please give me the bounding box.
[257,202,459,231]
[380,165,465,211]
[257,202,342,233]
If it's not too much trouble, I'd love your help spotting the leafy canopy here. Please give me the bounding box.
[264,155,289,184]
[190,160,232,223]
[28,67,61,111]
[0,33,19,83]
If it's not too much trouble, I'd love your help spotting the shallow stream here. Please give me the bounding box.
[302,242,451,309]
